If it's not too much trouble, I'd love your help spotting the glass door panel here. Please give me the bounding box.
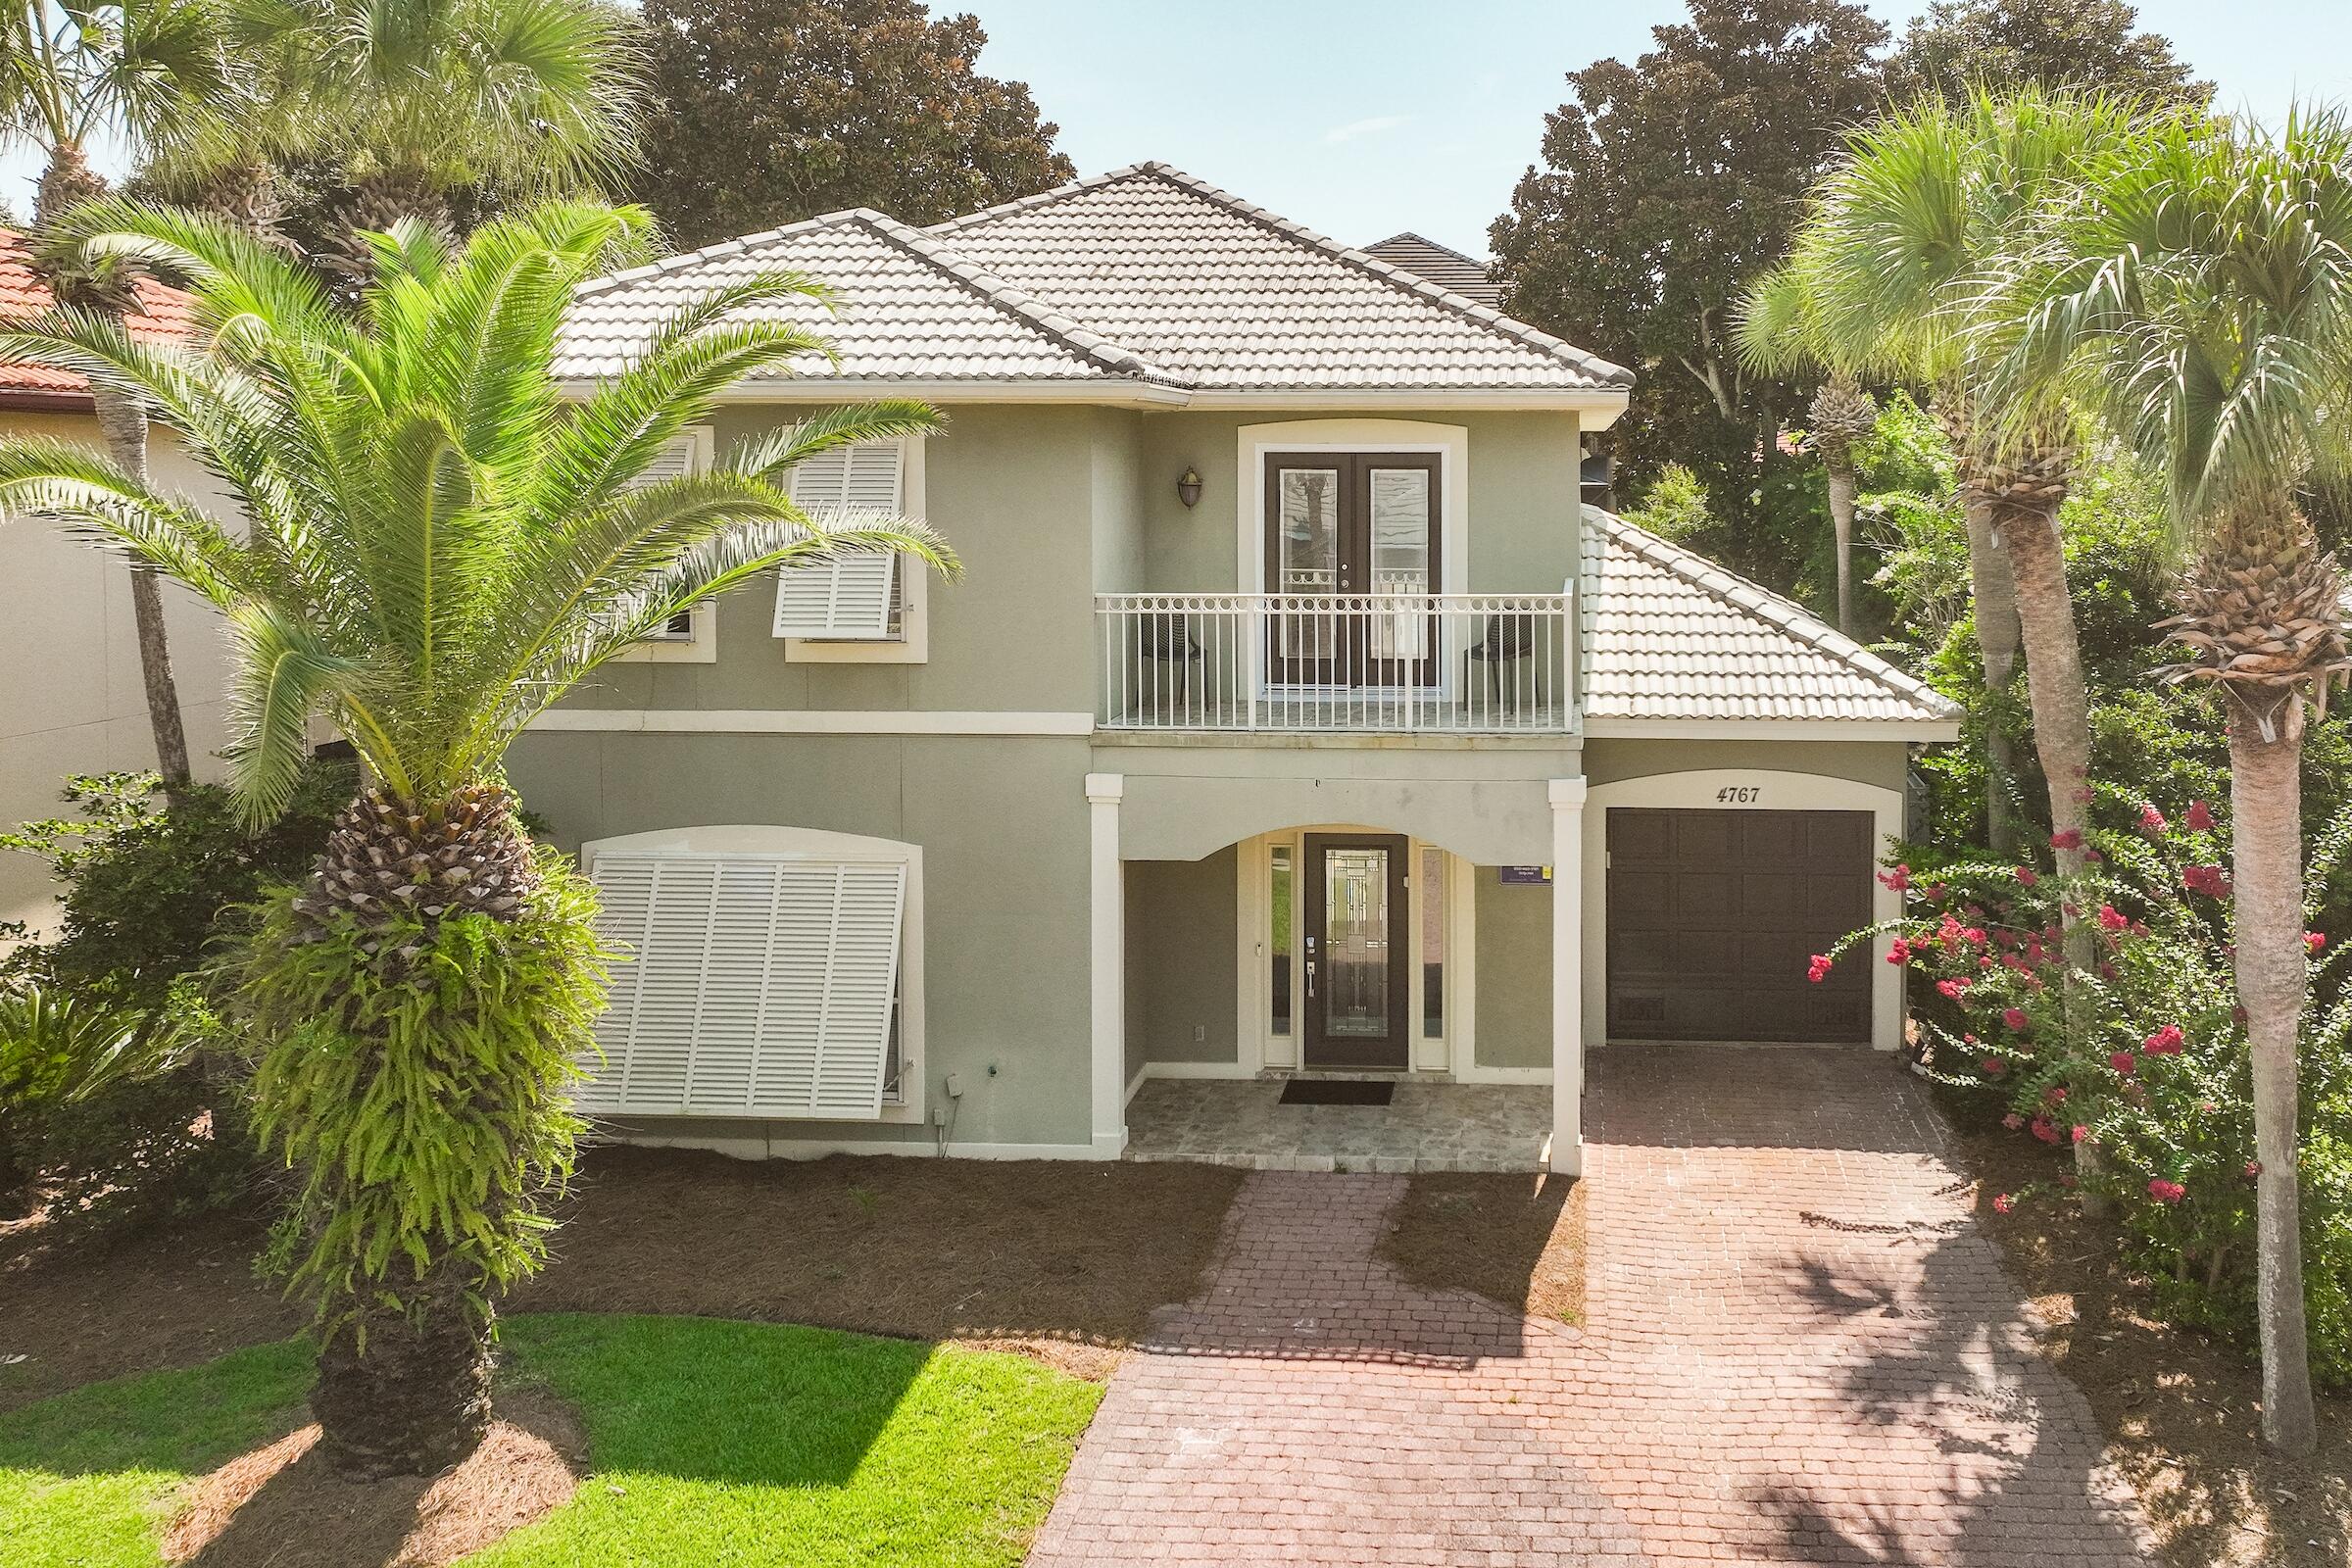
[1321,847,1392,1039]
[1263,454,1441,691]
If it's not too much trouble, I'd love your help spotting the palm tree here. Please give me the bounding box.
[1740,87,2143,925]
[1743,267,2026,853]
[1977,107,2352,1455]
[237,0,646,276]
[0,0,258,783]
[0,198,952,1476]
[1735,271,1880,635]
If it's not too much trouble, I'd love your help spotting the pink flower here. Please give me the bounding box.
[2002,1007,2030,1032]
[2186,801,2216,832]
[1926,882,1949,901]
[2099,962,2120,982]
[2110,1052,2137,1076]
[1993,1193,2015,1214]
[2308,931,2328,956]
[2031,1116,2060,1145]
[2043,1086,2068,1105]
[2098,904,2129,932]
[2147,1179,2187,1205]
[1936,978,1970,1000]
[2050,829,2083,851]
[2142,1024,2184,1055]
[2139,806,2167,833]
[1807,954,1834,983]
[2002,1113,2026,1130]
[1983,1057,2007,1077]
[2015,866,2039,889]
[2245,1160,2263,1179]
[2073,785,2096,804]
[1879,862,1912,892]
[1887,937,1913,965]
[2183,864,2231,898]
[2198,1101,2218,1115]
[2072,1123,2090,1145]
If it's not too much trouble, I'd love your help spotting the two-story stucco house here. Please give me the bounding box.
[518,163,1960,1176]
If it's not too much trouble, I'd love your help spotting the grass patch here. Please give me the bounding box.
[0,1314,1101,1568]
[1378,1172,1586,1326]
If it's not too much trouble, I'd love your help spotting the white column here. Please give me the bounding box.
[1086,772,1127,1158]
[1549,776,1588,1177]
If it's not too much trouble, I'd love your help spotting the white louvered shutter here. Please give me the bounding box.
[579,854,907,1120]
[773,441,905,639]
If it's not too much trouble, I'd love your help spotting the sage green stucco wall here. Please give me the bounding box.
[1125,850,1241,1078]
[508,729,1097,1151]
[557,403,1113,716]
[1132,410,1584,594]
[1583,737,1911,793]
[1474,867,1553,1070]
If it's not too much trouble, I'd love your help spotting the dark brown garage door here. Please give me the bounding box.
[1606,808,1873,1043]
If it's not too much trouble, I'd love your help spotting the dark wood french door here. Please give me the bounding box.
[1263,453,1441,688]
[1301,833,1411,1068]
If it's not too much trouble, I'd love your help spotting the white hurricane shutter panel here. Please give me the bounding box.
[773,441,904,639]
[578,853,907,1119]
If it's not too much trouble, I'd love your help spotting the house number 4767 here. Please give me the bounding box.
[1716,786,1762,805]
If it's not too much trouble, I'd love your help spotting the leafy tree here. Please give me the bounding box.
[1490,0,1886,592]
[631,0,1074,249]
[0,198,953,1476]
[0,0,258,784]
[1979,105,2352,1455]
[1887,0,2211,107]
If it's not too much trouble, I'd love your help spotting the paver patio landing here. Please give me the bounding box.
[1026,1046,2151,1567]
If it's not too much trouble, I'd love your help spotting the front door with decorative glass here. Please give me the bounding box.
[1300,833,1411,1069]
[1263,453,1440,688]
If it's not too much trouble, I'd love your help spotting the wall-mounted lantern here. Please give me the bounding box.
[1176,466,1202,509]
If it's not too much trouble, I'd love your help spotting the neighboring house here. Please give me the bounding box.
[521,162,1959,1171]
[1364,231,1503,309]
[0,233,232,932]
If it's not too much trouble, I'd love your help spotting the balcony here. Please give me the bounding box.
[1095,591,1577,735]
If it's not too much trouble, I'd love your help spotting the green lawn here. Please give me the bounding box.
[0,1313,1102,1568]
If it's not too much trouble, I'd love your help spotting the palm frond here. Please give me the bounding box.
[220,600,367,826]
[0,436,256,606]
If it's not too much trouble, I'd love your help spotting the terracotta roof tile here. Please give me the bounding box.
[0,229,198,401]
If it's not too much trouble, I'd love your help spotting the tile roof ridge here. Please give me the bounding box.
[921,163,1162,235]
[571,208,885,300]
[1588,506,1961,717]
[1131,164,1634,389]
[849,211,1175,383]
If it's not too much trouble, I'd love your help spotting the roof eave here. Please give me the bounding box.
[1581,716,1963,743]
[554,376,1630,415]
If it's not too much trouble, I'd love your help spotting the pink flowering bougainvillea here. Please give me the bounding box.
[2147,1179,2186,1205]
[1807,954,1833,983]
[2185,801,2215,832]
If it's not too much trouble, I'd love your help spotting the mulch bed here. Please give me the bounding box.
[1953,1124,2352,1568]
[161,1390,584,1568]
[1377,1171,1587,1326]
[1,1147,1245,1409]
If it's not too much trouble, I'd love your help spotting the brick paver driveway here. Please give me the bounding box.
[1027,1047,2151,1567]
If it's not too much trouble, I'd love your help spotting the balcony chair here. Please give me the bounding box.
[1131,611,1203,718]
[1466,612,1541,712]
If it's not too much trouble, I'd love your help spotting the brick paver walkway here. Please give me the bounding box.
[1027,1047,2151,1567]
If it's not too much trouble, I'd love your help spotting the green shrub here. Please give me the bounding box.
[0,763,346,1232]
[242,847,607,1343]
[1822,792,2352,1386]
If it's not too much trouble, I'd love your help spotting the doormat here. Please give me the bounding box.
[1278,1078,1395,1106]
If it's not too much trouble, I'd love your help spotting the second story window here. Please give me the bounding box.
[773,438,912,644]
[617,427,717,664]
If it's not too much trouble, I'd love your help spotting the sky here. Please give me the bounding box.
[5,1,2350,255]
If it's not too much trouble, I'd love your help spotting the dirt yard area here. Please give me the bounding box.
[1953,1125,2351,1568]
[1377,1170,1586,1326]
[1,1147,1244,1408]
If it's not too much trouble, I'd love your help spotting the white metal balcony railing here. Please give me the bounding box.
[1096,590,1576,734]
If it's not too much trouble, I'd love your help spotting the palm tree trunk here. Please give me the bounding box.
[2228,699,2319,1452]
[1826,455,1857,634]
[312,1288,494,1478]
[327,169,455,282]
[1992,500,2090,876]
[1962,499,2023,855]
[89,381,192,785]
